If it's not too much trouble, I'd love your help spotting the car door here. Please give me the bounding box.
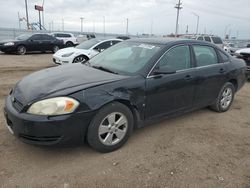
[145,45,197,119]
[26,34,43,51]
[191,44,227,107]
[41,34,55,51]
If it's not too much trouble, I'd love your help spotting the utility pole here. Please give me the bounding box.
[126,18,129,36]
[175,0,182,37]
[103,16,106,37]
[25,0,29,29]
[80,17,84,33]
[192,12,199,36]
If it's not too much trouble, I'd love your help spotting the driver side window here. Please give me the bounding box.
[157,45,191,71]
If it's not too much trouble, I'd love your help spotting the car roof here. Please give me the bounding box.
[127,37,211,46]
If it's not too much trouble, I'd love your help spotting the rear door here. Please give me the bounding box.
[192,45,227,106]
[41,34,55,51]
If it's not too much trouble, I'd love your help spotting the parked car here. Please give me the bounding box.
[235,48,250,78]
[53,38,122,65]
[0,33,64,55]
[51,32,78,47]
[4,39,247,152]
[196,35,224,48]
[223,43,240,55]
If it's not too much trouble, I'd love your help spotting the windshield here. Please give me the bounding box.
[16,34,32,40]
[88,41,162,75]
[76,39,101,50]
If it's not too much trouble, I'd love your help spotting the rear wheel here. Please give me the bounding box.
[72,55,88,63]
[17,45,26,55]
[87,102,134,153]
[66,41,74,47]
[52,45,59,53]
[210,82,235,112]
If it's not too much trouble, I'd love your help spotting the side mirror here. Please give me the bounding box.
[153,66,176,75]
[29,39,34,42]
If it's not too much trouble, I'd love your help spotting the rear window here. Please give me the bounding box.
[204,36,211,42]
[211,37,223,44]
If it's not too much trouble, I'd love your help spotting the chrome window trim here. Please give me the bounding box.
[146,44,191,78]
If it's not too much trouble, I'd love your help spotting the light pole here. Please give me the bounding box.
[224,24,231,39]
[126,18,129,36]
[24,0,29,29]
[103,16,106,37]
[80,17,84,33]
[192,12,199,36]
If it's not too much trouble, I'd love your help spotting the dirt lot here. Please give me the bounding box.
[0,53,250,188]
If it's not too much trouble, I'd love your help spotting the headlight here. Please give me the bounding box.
[4,42,14,46]
[62,52,74,57]
[27,97,79,115]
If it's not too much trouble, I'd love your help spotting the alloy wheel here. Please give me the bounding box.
[220,87,233,109]
[98,112,128,146]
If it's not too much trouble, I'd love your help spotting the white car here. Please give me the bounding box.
[196,35,224,48]
[53,38,123,65]
[51,32,79,47]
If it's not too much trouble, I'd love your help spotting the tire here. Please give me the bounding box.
[65,41,74,47]
[87,102,134,153]
[52,45,59,53]
[72,55,88,63]
[210,82,235,112]
[16,45,26,55]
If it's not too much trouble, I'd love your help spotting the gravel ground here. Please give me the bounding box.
[0,53,250,188]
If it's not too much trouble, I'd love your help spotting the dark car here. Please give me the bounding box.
[4,39,247,152]
[0,33,64,55]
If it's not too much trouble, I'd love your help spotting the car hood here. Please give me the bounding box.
[54,47,90,56]
[13,64,128,104]
[0,39,20,44]
[236,48,250,55]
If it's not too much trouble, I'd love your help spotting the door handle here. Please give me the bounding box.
[219,68,226,73]
[185,74,193,81]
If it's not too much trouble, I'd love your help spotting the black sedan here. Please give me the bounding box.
[0,33,64,55]
[4,39,247,152]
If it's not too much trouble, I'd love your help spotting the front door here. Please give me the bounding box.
[145,45,197,119]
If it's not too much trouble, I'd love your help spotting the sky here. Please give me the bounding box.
[0,0,249,38]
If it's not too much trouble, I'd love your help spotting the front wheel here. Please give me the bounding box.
[17,45,26,55]
[72,55,88,63]
[87,102,134,153]
[210,82,235,112]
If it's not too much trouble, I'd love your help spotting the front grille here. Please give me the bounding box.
[19,134,62,142]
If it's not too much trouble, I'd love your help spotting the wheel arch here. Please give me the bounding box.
[228,79,238,91]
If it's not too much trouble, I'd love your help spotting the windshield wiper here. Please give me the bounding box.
[92,65,118,74]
